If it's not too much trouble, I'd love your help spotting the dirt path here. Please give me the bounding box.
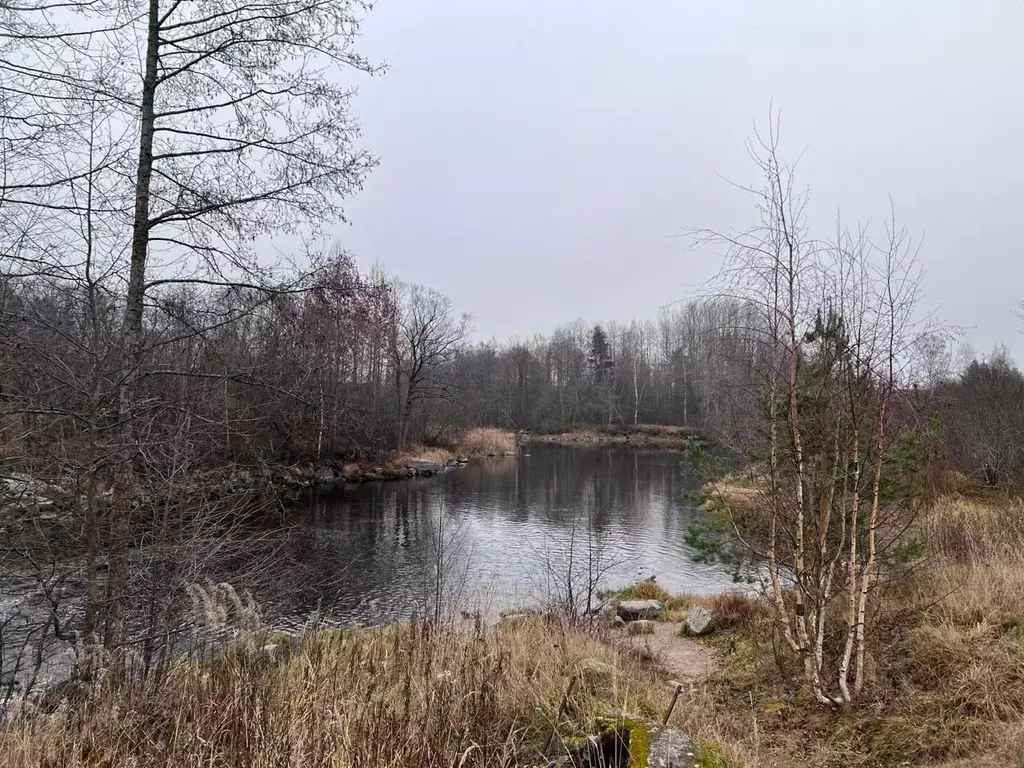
[613,621,719,685]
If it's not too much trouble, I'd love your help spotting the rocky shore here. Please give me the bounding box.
[527,425,705,450]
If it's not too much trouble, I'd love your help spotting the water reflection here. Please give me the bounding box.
[258,443,739,629]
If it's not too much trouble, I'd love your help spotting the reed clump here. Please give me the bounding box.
[0,617,669,768]
[458,427,517,457]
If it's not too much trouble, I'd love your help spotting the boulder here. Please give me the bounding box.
[616,599,664,621]
[405,459,443,474]
[612,615,627,629]
[648,726,697,767]
[626,620,655,636]
[685,605,714,635]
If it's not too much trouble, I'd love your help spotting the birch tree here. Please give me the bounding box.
[697,119,933,705]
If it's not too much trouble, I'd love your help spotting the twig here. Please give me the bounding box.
[541,674,577,755]
[662,683,683,725]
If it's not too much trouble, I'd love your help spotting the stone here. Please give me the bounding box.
[648,726,696,767]
[314,468,338,483]
[612,615,627,629]
[626,619,655,636]
[616,599,664,621]
[262,643,282,660]
[685,605,714,635]
[405,459,443,473]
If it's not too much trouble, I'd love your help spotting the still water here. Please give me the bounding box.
[261,443,740,629]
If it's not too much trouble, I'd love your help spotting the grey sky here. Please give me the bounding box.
[334,1,1024,358]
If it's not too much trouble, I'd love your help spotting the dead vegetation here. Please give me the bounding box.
[0,616,676,768]
[457,427,518,457]
[383,428,516,469]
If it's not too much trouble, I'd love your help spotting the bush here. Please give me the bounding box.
[706,592,768,632]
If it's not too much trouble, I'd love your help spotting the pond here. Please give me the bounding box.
[260,442,742,629]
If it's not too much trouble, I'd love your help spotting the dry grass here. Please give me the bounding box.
[614,579,673,604]
[389,444,455,467]
[922,494,1024,563]
[671,490,1024,767]
[457,427,516,457]
[0,618,673,768]
[703,592,768,633]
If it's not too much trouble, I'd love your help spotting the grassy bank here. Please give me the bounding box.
[0,617,677,767]
[670,486,1024,767]
[388,427,519,466]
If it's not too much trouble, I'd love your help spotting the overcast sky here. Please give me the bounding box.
[333,1,1024,359]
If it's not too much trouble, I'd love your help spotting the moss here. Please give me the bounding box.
[595,716,651,768]
[761,699,785,718]
[600,580,672,605]
[626,720,650,768]
[561,735,589,750]
[697,740,735,767]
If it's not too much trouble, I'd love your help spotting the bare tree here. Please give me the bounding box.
[0,0,380,670]
[392,283,471,450]
[943,347,1024,485]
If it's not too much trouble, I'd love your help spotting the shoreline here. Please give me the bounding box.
[3,582,728,766]
[527,424,706,450]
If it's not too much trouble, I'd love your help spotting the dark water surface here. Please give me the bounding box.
[262,443,739,629]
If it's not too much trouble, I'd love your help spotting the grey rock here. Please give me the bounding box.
[626,619,655,636]
[685,605,714,635]
[616,599,664,621]
[648,726,697,767]
[262,643,282,661]
[612,615,628,629]
[405,459,443,473]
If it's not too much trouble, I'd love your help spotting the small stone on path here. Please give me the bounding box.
[616,599,664,620]
[627,619,656,636]
[685,605,714,635]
